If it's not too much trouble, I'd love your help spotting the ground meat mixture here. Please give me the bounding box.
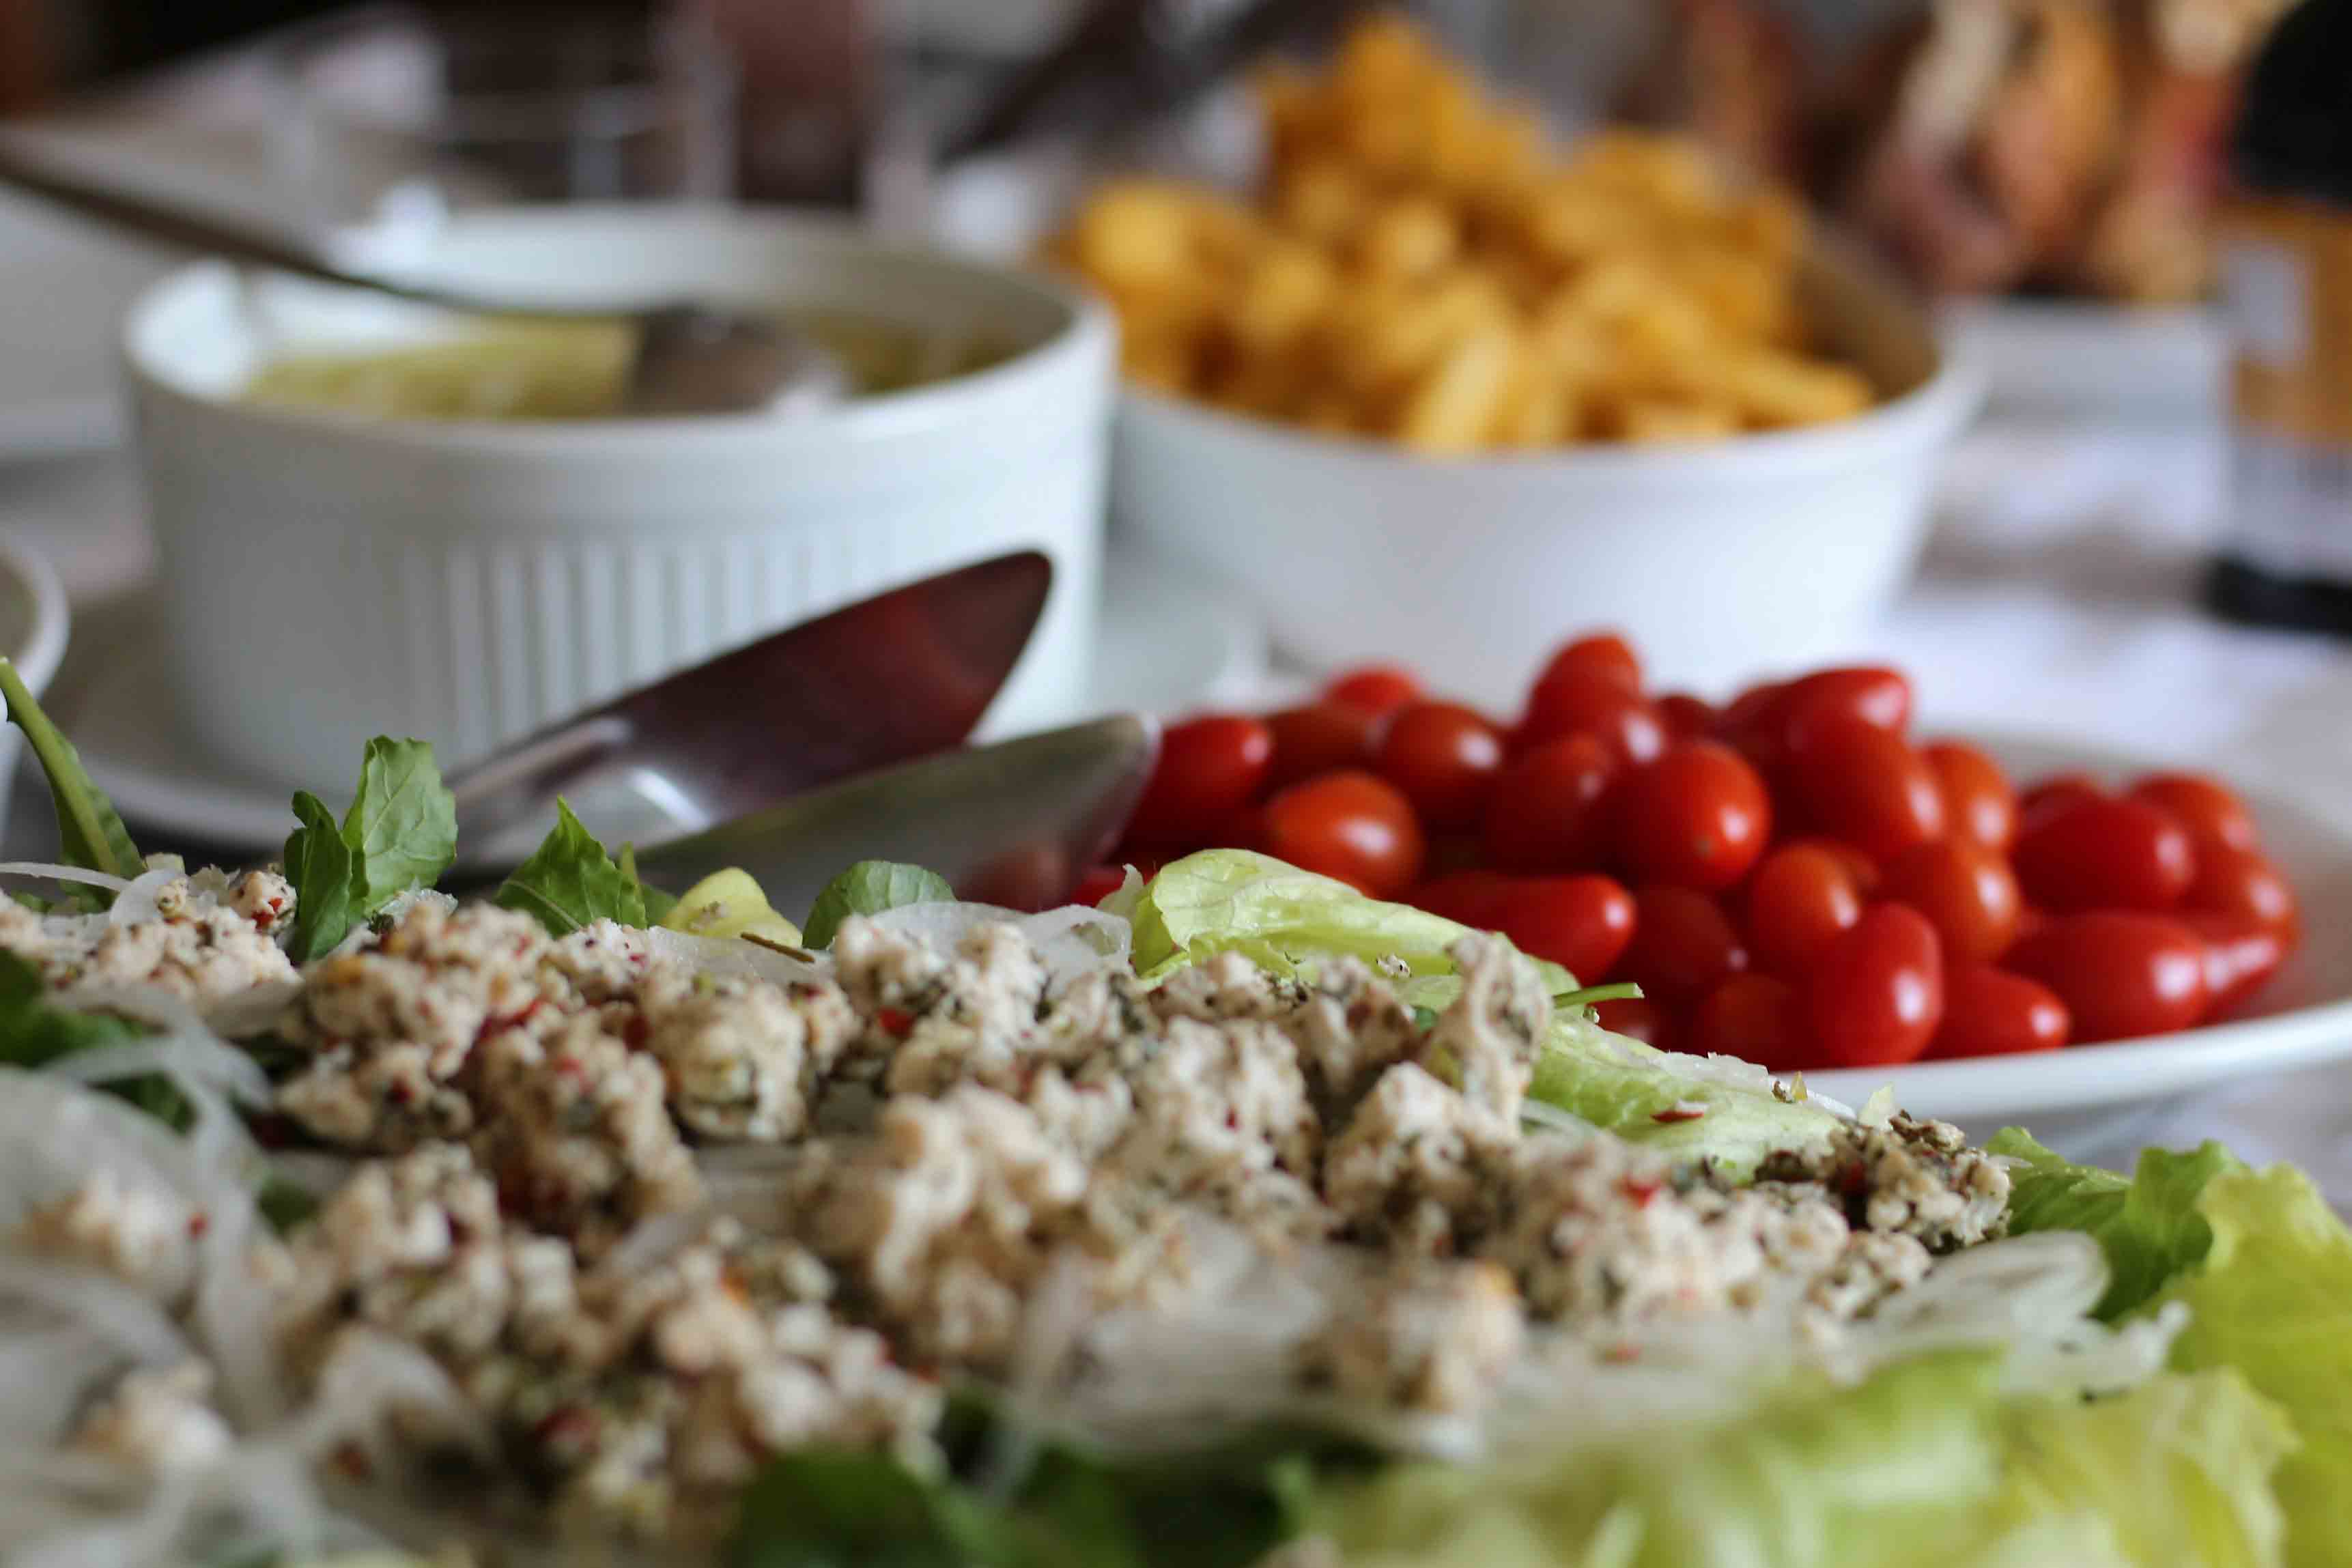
[4,887,2023,1547]
[0,867,296,1002]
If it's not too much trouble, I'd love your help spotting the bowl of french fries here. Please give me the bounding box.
[1050,16,1981,698]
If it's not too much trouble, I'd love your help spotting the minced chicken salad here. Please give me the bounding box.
[0,670,2349,1568]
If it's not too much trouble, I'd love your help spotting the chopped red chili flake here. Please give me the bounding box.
[186,1212,210,1237]
[877,1006,916,1038]
[533,1406,599,1450]
[1619,1178,1660,1208]
[623,1014,651,1050]
[1651,1102,1707,1124]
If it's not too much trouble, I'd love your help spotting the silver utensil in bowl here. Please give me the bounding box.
[630,713,1160,917]
[0,132,847,417]
[443,551,1054,869]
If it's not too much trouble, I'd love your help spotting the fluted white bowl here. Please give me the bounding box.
[123,205,1113,791]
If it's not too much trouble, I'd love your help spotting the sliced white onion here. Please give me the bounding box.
[866,901,1133,990]
[104,868,180,930]
[0,864,132,894]
[641,926,825,987]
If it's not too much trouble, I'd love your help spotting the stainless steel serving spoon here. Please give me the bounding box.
[0,132,847,417]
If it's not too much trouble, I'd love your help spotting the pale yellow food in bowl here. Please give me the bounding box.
[243,309,1015,421]
[1050,14,1874,455]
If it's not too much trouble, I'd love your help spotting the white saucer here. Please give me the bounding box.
[1811,733,2352,1131]
[46,546,1267,853]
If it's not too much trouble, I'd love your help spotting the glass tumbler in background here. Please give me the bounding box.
[274,4,738,229]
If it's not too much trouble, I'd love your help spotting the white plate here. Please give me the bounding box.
[1810,733,2352,1127]
[45,546,1266,853]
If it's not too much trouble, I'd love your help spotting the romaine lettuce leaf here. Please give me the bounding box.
[1989,1130,2243,1319]
[2157,1165,2352,1568]
[1124,850,1572,992]
[1527,1010,1847,1177]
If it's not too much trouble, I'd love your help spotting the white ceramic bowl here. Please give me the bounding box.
[0,534,72,830]
[1114,240,1982,704]
[122,207,1114,792]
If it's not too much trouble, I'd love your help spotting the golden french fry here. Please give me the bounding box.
[1276,161,1368,248]
[1397,323,1516,454]
[1490,343,1577,447]
[1611,399,1742,444]
[1355,195,1460,283]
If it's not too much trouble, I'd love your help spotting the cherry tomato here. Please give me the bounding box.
[2018,774,2106,835]
[1490,875,1637,982]
[1621,885,1749,1000]
[1776,836,1883,897]
[1518,667,1667,766]
[1538,631,1642,692]
[1482,734,1617,870]
[1261,770,1426,899]
[1412,869,1514,929]
[1656,692,1717,739]
[1926,966,2069,1059]
[1375,700,1506,831]
[1779,666,1914,747]
[1744,843,1864,976]
[1593,996,1674,1049]
[2186,911,2289,1016]
[2182,843,2299,938]
[1421,834,1486,879]
[2011,796,2196,912]
[1713,679,1789,747]
[1787,719,1947,863]
[1069,864,1129,907]
[1690,974,1803,1066]
[1264,702,1379,790]
[1613,740,1772,892]
[1804,903,1944,1068]
[1128,715,1273,847]
[1923,739,2018,852]
[2128,773,2260,854]
[1322,664,1421,717]
[1880,838,2022,963]
[2007,911,2210,1042]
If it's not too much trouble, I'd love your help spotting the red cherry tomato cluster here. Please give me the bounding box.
[1103,636,2302,1070]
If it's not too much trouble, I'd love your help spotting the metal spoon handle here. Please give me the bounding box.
[0,133,573,319]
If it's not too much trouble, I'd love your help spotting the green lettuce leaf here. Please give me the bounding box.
[281,790,357,963]
[2157,1164,2352,1568]
[341,737,458,915]
[1527,1010,1847,1178]
[280,739,459,960]
[1124,850,1573,993]
[1308,1354,2294,1568]
[802,861,956,950]
[1988,1130,2243,1319]
[0,950,182,1128]
[1987,1369,2293,1568]
[0,656,141,903]
[496,801,647,936]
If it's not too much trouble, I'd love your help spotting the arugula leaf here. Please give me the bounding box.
[341,738,457,916]
[281,791,356,963]
[0,950,185,1128]
[0,657,141,901]
[279,739,457,960]
[802,861,956,950]
[496,801,647,936]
